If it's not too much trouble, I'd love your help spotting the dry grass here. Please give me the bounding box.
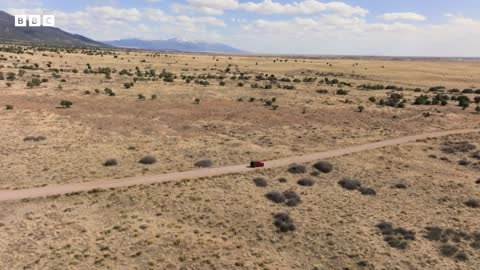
[0,45,479,269]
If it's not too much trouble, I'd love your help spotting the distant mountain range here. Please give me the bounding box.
[0,10,107,47]
[0,10,244,53]
[103,38,246,53]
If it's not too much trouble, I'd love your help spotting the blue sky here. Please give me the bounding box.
[2,0,480,56]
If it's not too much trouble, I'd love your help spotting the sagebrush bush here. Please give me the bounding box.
[358,187,376,196]
[265,191,286,203]
[194,159,213,168]
[139,155,156,165]
[393,183,408,189]
[60,100,73,108]
[23,136,46,142]
[465,199,480,208]
[103,159,118,167]
[297,178,315,186]
[313,161,333,173]
[442,141,476,154]
[283,190,301,207]
[273,212,295,232]
[338,177,361,190]
[253,177,268,187]
[287,164,306,174]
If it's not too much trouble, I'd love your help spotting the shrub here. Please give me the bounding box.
[103,159,118,167]
[273,212,295,232]
[104,88,115,96]
[6,72,15,81]
[458,159,470,166]
[414,95,429,105]
[442,141,476,154]
[465,199,480,208]
[376,222,415,250]
[138,94,145,100]
[313,161,333,173]
[194,159,213,168]
[151,95,157,100]
[60,100,73,108]
[424,226,443,241]
[393,183,408,189]
[338,177,361,190]
[457,95,470,108]
[440,244,459,257]
[139,155,156,165]
[336,89,348,95]
[283,190,301,207]
[358,187,376,196]
[194,98,200,104]
[253,177,268,187]
[265,191,286,203]
[219,81,226,86]
[297,178,315,186]
[369,97,376,103]
[5,104,13,110]
[277,177,287,183]
[23,136,46,142]
[316,89,328,94]
[287,164,306,174]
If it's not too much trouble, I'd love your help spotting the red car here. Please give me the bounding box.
[250,161,265,168]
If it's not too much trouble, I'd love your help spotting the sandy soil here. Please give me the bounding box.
[0,128,478,202]
[0,45,480,269]
[0,133,479,269]
[0,47,479,189]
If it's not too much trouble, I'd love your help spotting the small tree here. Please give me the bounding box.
[60,100,73,108]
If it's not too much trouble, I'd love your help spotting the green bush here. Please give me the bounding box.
[336,89,348,95]
[414,95,429,105]
[60,100,73,108]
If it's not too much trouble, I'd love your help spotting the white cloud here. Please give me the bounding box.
[238,0,368,17]
[172,0,239,15]
[232,14,480,56]
[5,7,226,41]
[172,0,368,17]
[380,12,426,21]
[5,5,480,57]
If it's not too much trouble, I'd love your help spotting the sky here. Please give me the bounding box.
[2,0,480,56]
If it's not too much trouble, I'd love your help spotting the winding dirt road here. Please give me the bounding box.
[1,128,479,202]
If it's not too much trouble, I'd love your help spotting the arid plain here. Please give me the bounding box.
[0,45,479,269]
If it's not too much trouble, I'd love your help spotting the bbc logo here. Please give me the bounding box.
[15,15,55,27]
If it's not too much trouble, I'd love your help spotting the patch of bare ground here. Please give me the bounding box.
[0,135,479,269]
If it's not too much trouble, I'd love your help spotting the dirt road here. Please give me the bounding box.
[1,128,478,202]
